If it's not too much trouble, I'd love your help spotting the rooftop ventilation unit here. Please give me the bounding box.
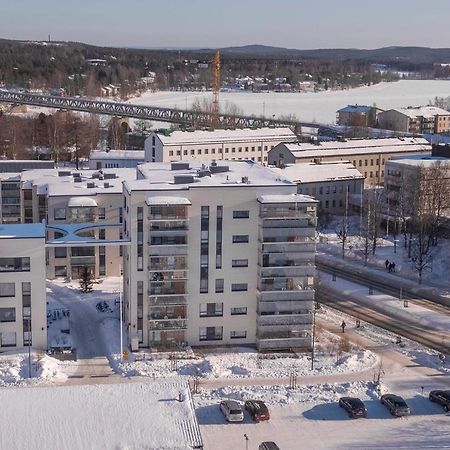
[197,168,211,177]
[74,177,82,183]
[171,162,190,171]
[241,176,249,184]
[104,182,110,188]
[210,164,229,174]
[58,171,71,177]
[174,174,195,184]
[87,181,96,188]
[103,173,117,179]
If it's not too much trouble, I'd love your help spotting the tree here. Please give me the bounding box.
[79,267,94,293]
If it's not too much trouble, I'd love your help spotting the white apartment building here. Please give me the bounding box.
[0,173,21,224]
[122,160,317,352]
[0,223,47,351]
[144,128,297,164]
[268,137,431,185]
[21,168,135,279]
[272,161,364,214]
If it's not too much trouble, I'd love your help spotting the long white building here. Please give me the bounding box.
[0,223,47,350]
[122,160,317,351]
[144,127,297,164]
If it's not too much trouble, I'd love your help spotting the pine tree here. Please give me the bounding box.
[79,267,94,293]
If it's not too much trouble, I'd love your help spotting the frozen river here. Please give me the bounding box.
[130,80,450,125]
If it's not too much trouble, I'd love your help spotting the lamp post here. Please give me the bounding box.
[311,307,316,371]
[27,316,32,378]
[116,289,123,362]
[243,434,249,450]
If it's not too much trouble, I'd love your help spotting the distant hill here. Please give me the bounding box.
[215,44,450,63]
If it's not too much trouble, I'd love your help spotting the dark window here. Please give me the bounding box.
[231,283,248,292]
[230,330,247,339]
[230,307,247,315]
[54,247,67,258]
[0,258,30,272]
[199,326,223,341]
[0,283,15,297]
[216,206,223,269]
[199,303,223,317]
[0,308,16,322]
[215,279,224,293]
[200,206,209,293]
[232,259,248,267]
[232,235,249,243]
[233,210,249,219]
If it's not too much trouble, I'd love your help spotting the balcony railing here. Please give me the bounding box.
[258,301,314,314]
[257,337,311,351]
[70,256,96,266]
[258,265,315,278]
[261,242,316,254]
[150,221,188,231]
[149,245,188,256]
[257,314,313,327]
[148,319,187,330]
[149,295,187,306]
[257,289,315,302]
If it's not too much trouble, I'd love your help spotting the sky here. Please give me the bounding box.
[2,0,450,50]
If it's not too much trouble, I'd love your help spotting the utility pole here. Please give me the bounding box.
[28,316,32,378]
[311,307,316,370]
[120,289,123,362]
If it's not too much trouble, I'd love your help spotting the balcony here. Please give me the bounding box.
[257,289,315,302]
[148,295,187,306]
[258,301,314,314]
[258,265,316,278]
[149,221,188,231]
[148,319,187,330]
[257,337,312,351]
[150,271,188,282]
[149,245,188,256]
[261,242,316,254]
[257,313,313,327]
[260,218,317,230]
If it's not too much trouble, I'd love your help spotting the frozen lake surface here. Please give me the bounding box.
[131,80,450,124]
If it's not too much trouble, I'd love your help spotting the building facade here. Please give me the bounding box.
[122,161,317,352]
[337,105,383,128]
[88,150,145,169]
[144,128,297,164]
[0,224,47,351]
[268,137,431,185]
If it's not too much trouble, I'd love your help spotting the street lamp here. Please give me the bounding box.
[244,434,249,450]
[311,307,316,371]
[116,289,123,362]
[27,316,32,378]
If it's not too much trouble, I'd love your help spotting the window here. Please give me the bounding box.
[0,332,16,347]
[230,307,247,315]
[0,258,30,272]
[215,279,224,293]
[205,149,209,154]
[169,150,174,156]
[98,207,106,220]
[230,330,247,339]
[225,148,229,153]
[232,235,249,243]
[359,160,362,167]
[54,247,67,258]
[200,206,209,293]
[232,259,248,267]
[200,303,223,317]
[184,150,188,155]
[197,149,201,154]
[232,147,236,153]
[211,148,215,153]
[0,308,16,322]
[54,208,66,220]
[176,150,181,156]
[0,283,15,297]
[199,326,223,341]
[216,206,223,269]
[325,200,329,208]
[231,283,248,292]
[191,149,195,155]
[55,266,67,277]
[233,210,249,219]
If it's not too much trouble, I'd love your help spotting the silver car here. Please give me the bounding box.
[219,400,244,422]
[381,394,410,417]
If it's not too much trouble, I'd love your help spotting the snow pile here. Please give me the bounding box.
[116,344,377,380]
[0,351,70,387]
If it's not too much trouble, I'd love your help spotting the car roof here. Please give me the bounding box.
[344,397,365,406]
[383,394,403,401]
[223,400,240,408]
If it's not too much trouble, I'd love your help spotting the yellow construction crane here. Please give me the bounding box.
[211,51,220,127]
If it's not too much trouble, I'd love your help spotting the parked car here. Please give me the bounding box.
[338,397,368,418]
[429,390,450,412]
[245,400,270,422]
[259,442,280,450]
[219,400,244,422]
[380,394,410,417]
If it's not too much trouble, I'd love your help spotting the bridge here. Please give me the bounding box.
[0,90,328,133]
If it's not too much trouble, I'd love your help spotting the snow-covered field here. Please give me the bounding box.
[129,80,450,124]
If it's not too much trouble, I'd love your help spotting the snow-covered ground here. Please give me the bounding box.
[318,216,450,291]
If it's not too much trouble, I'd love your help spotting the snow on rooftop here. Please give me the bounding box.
[0,223,45,239]
[388,156,450,168]
[338,105,376,114]
[389,106,450,119]
[258,193,317,204]
[281,137,431,158]
[127,160,294,191]
[67,197,98,207]
[155,127,297,146]
[273,161,364,183]
[146,196,192,206]
[0,380,203,450]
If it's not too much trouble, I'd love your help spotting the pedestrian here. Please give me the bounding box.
[392,262,396,272]
[341,321,346,333]
[385,259,389,270]
[388,262,393,273]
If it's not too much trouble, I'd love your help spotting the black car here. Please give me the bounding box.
[429,390,450,412]
[259,443,280,450]
[339,397,368,418]
[380,394,410,417]
[245,400,270,422]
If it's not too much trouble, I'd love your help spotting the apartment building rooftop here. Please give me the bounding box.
[388,155,450,168]
[272,161,364,183]
[0,223,45,239]
[391,106,450,119]
[21,168,135,196]
[127,160,294,191]
[155,127,296,146]
[89,149,145,160]
[279,137,430,158]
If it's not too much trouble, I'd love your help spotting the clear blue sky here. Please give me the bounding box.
[2,0,450,49]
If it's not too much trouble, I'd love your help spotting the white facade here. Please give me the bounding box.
[123,161,317,351]
[0,224,47,351]
[144,128,297,164]
[88,150,145,169]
